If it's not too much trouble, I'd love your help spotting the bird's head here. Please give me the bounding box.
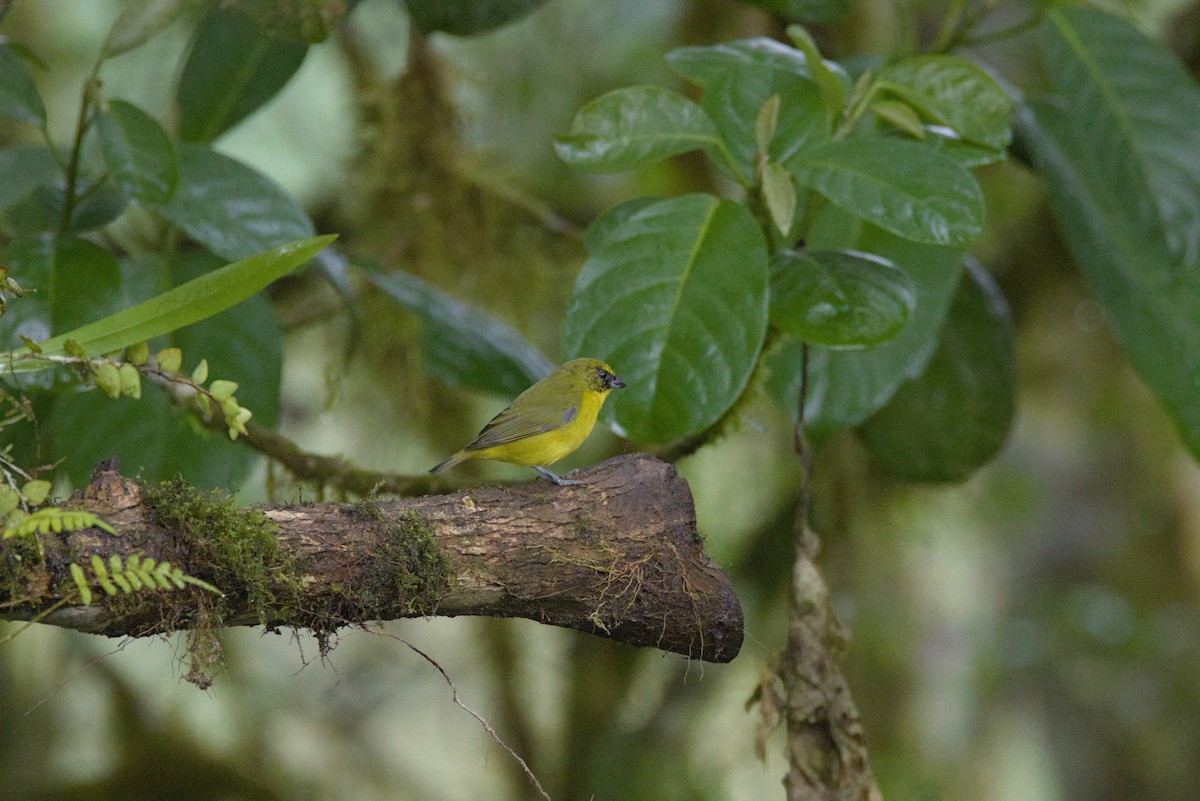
[562,358,626,393]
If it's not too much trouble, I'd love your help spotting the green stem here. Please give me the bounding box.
[58,73,100,235]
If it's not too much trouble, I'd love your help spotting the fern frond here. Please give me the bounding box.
[70,552,222,605]
[2,508,117,540]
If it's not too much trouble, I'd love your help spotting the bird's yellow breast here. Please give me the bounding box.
[472,389,606,467]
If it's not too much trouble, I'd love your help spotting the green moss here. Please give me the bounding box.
[143,478,305,624]
[0,534,45,610]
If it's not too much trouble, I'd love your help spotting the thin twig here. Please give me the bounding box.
[377,630,554,801]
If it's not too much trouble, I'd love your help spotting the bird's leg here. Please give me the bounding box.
[534,466,580,486]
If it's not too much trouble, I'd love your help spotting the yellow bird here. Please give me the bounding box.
[429,358,626,486]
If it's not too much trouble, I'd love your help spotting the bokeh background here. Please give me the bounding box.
[2,1,1200,799]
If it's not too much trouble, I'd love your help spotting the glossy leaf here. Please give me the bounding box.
[102,0,193,58]
[875,55,1012,150]
[563,194,769,443]
[697,63,829,182]
[0,44,46,126]
[365,270,555,398]
[770,249,915,347]
[667,38,849,90]
[159,143,314,261]
[3,235,334,372]
[857,260,1014,481]
[405,0,549,35]
[96,100,177,207]
[767,223,963,434]
[0,146,60,210]
[787,137,984,247]
[177,10,308,143]
[554,86,726,173]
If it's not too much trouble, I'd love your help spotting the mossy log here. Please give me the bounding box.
[1,454,743,663]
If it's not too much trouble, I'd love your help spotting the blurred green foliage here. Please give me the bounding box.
[0,0,1199,800]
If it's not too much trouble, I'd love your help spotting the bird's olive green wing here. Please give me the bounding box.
[464,402,578,451]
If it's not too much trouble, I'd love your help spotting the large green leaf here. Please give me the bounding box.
[96,99,177,208]
[159,143,315,261]
[2,235,334,372]
[770,249,915,347]
[737,0,849,23]
[696,64,829,182]
[767,224,963,434]
[404,0,549,35]
[0,146,60,210]
[102,0,194,58]
[856,259,1014,481]
[1020,7,1200,458]
[365,269,554,398]
[177,10,308,144]
[0,44,46,126]
[49,252,282,489]
[666,38,849,90]
[875,55,1012,150]
[554,86,726,173]
[787,136,984,247]
[0,235,122,340]
[562,194,769,443]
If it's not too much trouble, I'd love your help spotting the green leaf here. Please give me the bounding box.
[364,269,554,398]
[404,0,550,35]
[857,260,1014,481]
[697,64,829,182]
[870,100,926,139]
[0,44,46,126]
[563,194,769,443]
[762,161,797,237]
[3,235,334,372]
[159,143,315,261]
[102,0,194,58]
[50,251,283,489]
[1042,6,1200,268]
[738,0,850,24]
[177,10,308,144]
[0,146,60,210]
[96,100,177,207]
[667,38,850,89]
[875,55,1012,150]
[785,25,845,118]
[767,224,963,434]
[787,136,984,247]
[2,176,128,234]
[770,249,915,347]
[554,86,725,173]
[51,237,123,333]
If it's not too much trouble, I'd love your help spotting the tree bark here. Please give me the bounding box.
[1,454,743,664]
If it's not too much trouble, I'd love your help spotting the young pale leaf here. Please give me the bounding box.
[871,100,925,139]
[787,137,984,247]
[365,269,554,398]
[875,55,1012,150]
[0,45,47,126]
[554,86,725,173]
[405,0,549,35]
[857,260,1014,481]
[563,194,769,443]
[762,162,796,237]
[3,235,333,372]
[699,63,830,182]
[770,249,915,347]
[159,144,314,261]
[785,25,845,118]
[755,94,781,155]
[96,100,177,208]
[177,10,308,143]
[767,223,963,434]
[102,0,194,58]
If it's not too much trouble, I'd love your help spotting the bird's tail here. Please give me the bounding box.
[429,450,471,475]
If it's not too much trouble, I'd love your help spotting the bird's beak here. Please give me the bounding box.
[607,375,626,390]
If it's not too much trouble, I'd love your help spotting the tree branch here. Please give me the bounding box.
[1,454,743,664]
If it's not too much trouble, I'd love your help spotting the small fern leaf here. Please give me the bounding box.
[69,563,92,606]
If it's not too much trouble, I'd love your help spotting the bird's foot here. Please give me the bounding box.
[534,466,580,486]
